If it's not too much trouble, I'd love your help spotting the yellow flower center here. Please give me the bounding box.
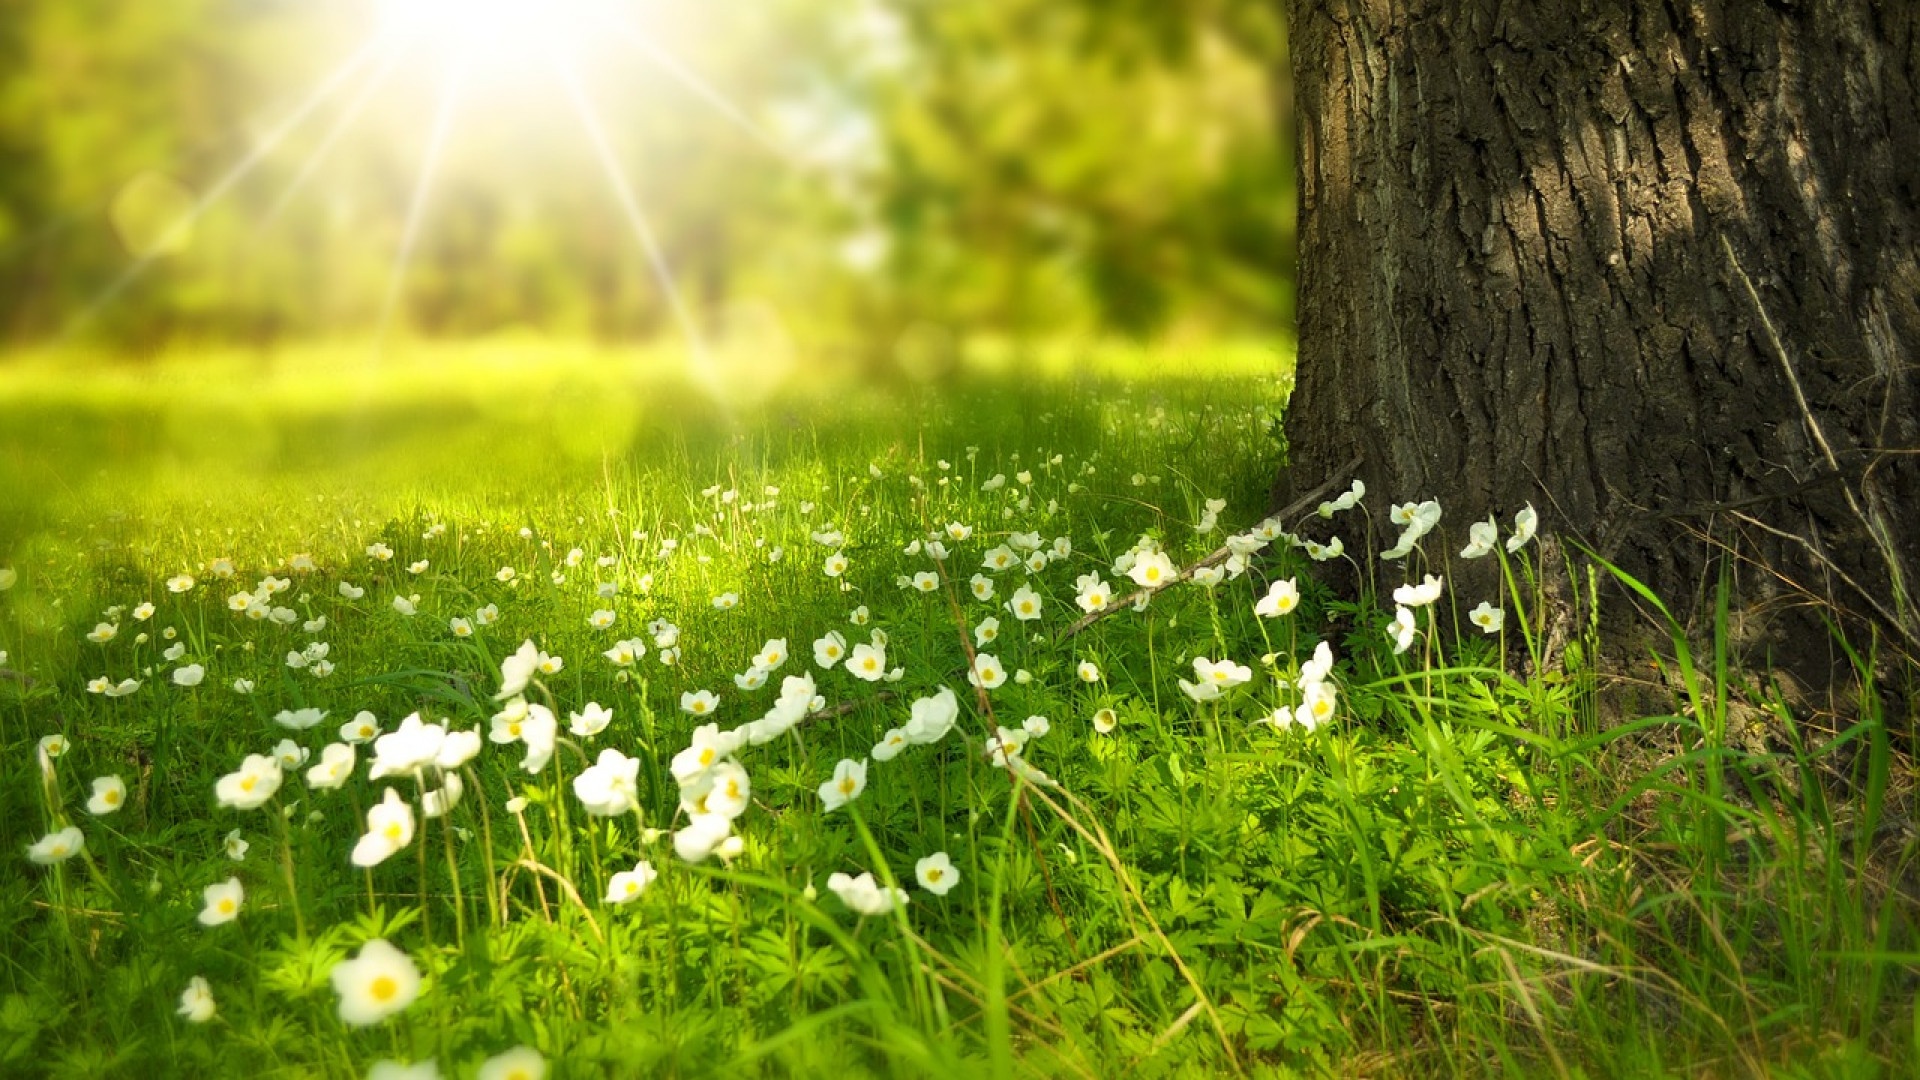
[698,747,715,766]
[838,777,856,795]
[240,777,257,792]
[218,899,235,914]
[370,975,398,1002]
[508,723,522,738]
[693,702,707,713]
[625,880,639,894]
[385,822,403,840]
[927,869,943,882]
[104,790,121,805]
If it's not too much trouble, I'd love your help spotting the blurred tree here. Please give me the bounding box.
[1280,0,1920,655]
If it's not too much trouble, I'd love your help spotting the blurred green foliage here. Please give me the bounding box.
[0,0,1291,355]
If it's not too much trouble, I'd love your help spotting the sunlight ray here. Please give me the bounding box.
[373,62,465,352]
[590,9,790,160]
[262,46,407,225]
[553,60,714,386]
[63,37,387,337]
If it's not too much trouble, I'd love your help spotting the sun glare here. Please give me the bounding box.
[375,0,606,85]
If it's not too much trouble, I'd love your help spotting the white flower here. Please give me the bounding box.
[712,592,740,610]
[752,638,789,672]
[450,617,473,638]
[1256,578,1301,617]
[568,700,615,739]
[1469,602,1505,634]
[177,976,216,1023]
[371,713,447,779]
[827,870,907,916]
[351,788,416,868]
[1294,681,1338,730]
[1192,656,1253,689]
[910,571,939,593]
[1386,606,1418,655]
[27,826,84,865]
[274,707,326,731]
[916,851,959,896]
[87,775,127,815]
[197,876,245,927]
[232,678,255,695]
[1007,585,1043,622]
[339,582,365,600]
[496,640,540,700]
[588,609,616,630]
[272,738,310,770]
[1178,677,1221,703]
[974,616,1000,647]
[0,568,17,591]
[331,938,421,1027]
[573,748,641,816]
[847,642,887,682]
[340,712,381,744]
[606,861,659,904]
[1076,660,1101,683]
[1301,641,1336,686]
[1507,504,1539,552]
[475,603,500,626]
[87,622,118,644]
[812,632,847,669]
[1460,517,1498,559]
[690,759,752,822]
[1317,478,1365,517]
[1126,551,1176,589]
[968,653,1006,690]
[872,728,910,762]
[478,1046,546,1080]
[1092,707,1118,734]
[817,758,868,812]
[435,728,481,771]
[1391,574,1445,608]
[224,829,249,861]
[823,552,850,578]
[673,813,732,863]
[306,743,356,790]
[969,574,996,602]
[215,755,283,810]
[391,595,418,617]
[903,687,959,745]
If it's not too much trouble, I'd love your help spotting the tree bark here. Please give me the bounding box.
[1282,0,1920,658]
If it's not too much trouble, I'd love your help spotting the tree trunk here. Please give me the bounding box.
[1282,0,1920,662]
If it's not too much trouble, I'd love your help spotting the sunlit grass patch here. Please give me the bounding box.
[0,340,1911,1078]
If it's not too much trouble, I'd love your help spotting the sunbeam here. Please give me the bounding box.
[589,8,791,160]
[262,47,408,225]
[374,63,465,353]
[62,37,388,338]
[553,60,715,390]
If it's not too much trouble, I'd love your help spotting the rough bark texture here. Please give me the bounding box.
[1282,0,1920,659]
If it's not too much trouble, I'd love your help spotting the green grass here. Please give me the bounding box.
[0,342,1912,1078]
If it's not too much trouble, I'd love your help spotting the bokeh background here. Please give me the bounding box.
[0,0,1294,365]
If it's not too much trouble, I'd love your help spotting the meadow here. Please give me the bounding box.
[1,343,1911,1079]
